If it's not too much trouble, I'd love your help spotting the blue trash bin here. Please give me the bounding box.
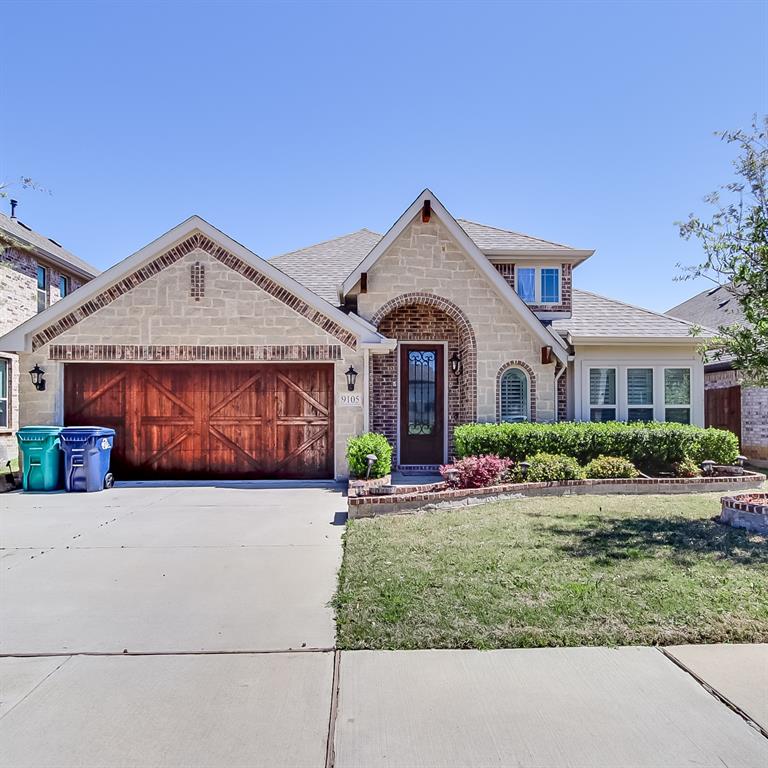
[60,427,116,492]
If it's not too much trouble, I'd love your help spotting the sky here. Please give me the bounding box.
[2,0,766,312]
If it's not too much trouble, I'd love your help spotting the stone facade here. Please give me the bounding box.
[704,369,768,466]
[355,216,558,466]
[17,245,364,479]
[0,244,86,463]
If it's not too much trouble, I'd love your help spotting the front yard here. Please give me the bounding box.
[335,489,768,649]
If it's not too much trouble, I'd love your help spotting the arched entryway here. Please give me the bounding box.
[369,293,476,468]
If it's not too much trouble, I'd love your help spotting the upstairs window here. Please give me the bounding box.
[36,266,48,313]
[589,367,616,421]
[514,266,561,305]
[516,268,536,303]
[664,368,691,424]
[0,358,7,428]
[59,275,69,298]
[499,368,529,422]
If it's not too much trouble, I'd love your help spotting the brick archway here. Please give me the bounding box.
[496,360,537,422]
[369,293,477,465]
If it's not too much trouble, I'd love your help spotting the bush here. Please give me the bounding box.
[526,452,585,482]
[454,422,738,473]
[584,455,640,479]
[346,433,392,479]
[440,454,513,489]
[673,457,701,478]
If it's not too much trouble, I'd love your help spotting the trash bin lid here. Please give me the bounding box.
[60,426,116,438]
[17,425,63,436]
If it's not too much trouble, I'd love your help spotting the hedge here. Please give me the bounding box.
[346,432,393,479]
[453,421,739,471]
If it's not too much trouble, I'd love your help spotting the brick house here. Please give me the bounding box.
[0,189,712,479]
[0,207,99,463]
[668,285,767,467]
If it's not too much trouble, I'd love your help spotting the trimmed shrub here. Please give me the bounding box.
[454,422,738,472]
[526,452,585,482]
[346,433,393,479]
[440,454,513,489]
[673,457,701,478]
[584,455,640,479]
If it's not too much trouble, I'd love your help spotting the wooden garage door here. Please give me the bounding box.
[64,364,334,480]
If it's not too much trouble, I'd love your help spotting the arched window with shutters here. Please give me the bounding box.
[499,367,530,422]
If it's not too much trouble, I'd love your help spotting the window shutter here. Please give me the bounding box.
[500,369,529,422]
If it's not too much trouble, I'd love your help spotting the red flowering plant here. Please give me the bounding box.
[440,454,513,489]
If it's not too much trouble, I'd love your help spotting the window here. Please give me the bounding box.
[589,367,616,421]
[499,368,529,422]
[664,368,691,424]
[516,267,536,303]
[0,359,7,428]
[36,266,48,313]
[514,266,561,305]
[540,268,561,304]
[407,350,437,435]
[59,275,69,298]
[627,368,654,422]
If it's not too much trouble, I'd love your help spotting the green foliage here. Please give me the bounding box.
[584,455,640,479]
[677,116,768,385]
[526,452,585,482]
[673,457,701,478]
[454,421,738,473]
[346,432,393,479]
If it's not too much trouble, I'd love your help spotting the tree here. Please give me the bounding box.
[0,177,48,198]
[677,115,768,385]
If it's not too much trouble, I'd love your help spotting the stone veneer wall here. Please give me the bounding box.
[0,245,85,463]
[16,246,364,478]
[704,369,768,465]
[356,216,558,425]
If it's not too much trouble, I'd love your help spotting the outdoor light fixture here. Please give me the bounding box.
[365,453,378,479]
[450,351,462,377]
[29,364,46,392]
[735,455,748,468]
[345,366,358,391]
[701,460,716,476]
[520,461,531,480]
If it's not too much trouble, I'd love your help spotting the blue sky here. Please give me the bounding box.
[2,1,766,312]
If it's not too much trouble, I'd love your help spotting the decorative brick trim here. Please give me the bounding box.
[720,492,767,515]
[49,343,342,362]
[496,360,537,422]
[557,367,568,421]
[190,261,205,300]
[32,233,358,351]
[493,262,514,287]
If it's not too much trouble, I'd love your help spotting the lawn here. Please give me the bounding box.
[335,489,768,649]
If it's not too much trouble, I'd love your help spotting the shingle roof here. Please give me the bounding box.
[270,228,382,304]
[456,218,579,252]
[667,284,745,328]
[0,211,99,278]
[552,289,714,341]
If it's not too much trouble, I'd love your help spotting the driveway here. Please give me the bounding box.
[1,482,345,654]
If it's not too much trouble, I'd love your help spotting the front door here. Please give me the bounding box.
[399,344,445,465]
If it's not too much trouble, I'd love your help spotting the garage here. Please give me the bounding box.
[64,363,334,480]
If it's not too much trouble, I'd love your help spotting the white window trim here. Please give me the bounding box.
[37,265,48,312]
[663,366,693,422]
[499,366,531,423]
[0,357,9,430]
[515,265,562,305]
[588,366,617,421]
[576,360,702,425]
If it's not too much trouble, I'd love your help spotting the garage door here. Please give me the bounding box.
[64,363,334,480]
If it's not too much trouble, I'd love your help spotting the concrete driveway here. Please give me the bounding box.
[1,481,345,654]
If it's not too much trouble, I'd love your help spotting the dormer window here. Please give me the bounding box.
[514,265,561,305]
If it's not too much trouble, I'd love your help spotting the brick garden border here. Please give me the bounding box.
[719,491,768,534]
[348,471,767,518]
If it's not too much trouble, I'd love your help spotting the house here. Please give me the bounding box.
[0,204,99,463]
[668,285,767,467]
[0,189,711,480]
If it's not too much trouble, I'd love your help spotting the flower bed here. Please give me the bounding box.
[719,492,768,534]
[348,471,766,518]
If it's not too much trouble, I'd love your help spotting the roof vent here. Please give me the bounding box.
[718,299,730,308]
[48,238,62,247]
[9,199,18,219]
[707,285,721,295]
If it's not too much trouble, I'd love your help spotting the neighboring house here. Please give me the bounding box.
[668,285,767,467]
[0,206,99,463]
[0,189,711,480]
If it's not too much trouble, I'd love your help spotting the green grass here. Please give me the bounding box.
[335,489,768,649]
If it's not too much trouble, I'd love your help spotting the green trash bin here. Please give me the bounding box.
[17,426,63,492]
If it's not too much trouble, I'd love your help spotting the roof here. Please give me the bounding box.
[270,229,381,304]
[667,283,746,328]
[0,215,391,353]
[551,289,715,343]
[0,211,99,279]
[456,219,577,252]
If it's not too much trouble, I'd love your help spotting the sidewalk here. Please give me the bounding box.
[2,644,765,767]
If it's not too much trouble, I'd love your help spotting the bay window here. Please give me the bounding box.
[589,367,616,421]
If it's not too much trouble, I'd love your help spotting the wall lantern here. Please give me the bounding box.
[29,364,46,392]
[450,352,463,377]
[345,366,358,391]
